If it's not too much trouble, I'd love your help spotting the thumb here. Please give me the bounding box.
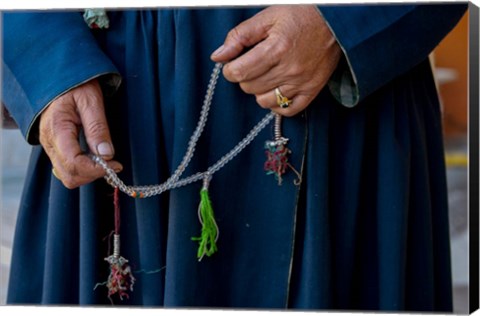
[74,79,115,160]
[211,13,271,62]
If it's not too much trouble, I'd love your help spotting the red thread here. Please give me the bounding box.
[106,261,134,300]
[114,187,120,235]
[98,187,136,302]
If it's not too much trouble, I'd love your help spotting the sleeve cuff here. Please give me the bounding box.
[25,72,122,144]
[316,7,360,108]
[2,12,123,144]
[317,4,467,108]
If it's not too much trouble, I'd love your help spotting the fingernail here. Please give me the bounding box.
[97,141,114,157]
[212,45,225,57]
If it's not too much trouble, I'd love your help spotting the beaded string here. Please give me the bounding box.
[91,63,275,198]
[95,188,135,303]
[264,113,302,185]
[91,63,276,259]
[84,9,298,300]
[92,62,300,301]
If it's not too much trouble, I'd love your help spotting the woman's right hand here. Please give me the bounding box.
[39,79,122,189]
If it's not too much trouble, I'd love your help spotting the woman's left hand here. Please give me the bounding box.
[211,5,341,116]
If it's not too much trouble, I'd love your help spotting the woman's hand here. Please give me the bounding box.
[211,5,341,116]
[39,79,122,189]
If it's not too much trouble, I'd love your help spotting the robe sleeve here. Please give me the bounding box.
[1,11,121,144]
[318,3,467,107]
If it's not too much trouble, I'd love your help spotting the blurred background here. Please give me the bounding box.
[432,9,469,314]
[0,9,470,313]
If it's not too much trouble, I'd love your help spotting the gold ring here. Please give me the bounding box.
[52,168,61,180]
[275,88,292,109]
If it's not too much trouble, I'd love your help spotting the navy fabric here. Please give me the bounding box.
[320,4,467,105]
[2,12,120,143]
[1,4,466,311]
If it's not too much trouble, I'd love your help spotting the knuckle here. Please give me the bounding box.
[62,180,77,189]
[85,120,108,137]
[228,27,248,45]
[289,63,305,78]
[63,159,79,178]
[239,82,253,94]
[222,67,235,82]
[270,36,289,59]
[277,42,289,57]
[268,48,284,65]
[255,96,271,109]
[75,88,102,107]
[61,164,82,189]
[224,64,246,82]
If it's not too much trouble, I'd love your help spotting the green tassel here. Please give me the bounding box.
[192,188,219,261]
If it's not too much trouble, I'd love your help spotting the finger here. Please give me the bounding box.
[272,94,314,117]
[210,12,272,63]
[75,81,115,161]
[222,37,283,83]
[255,88,314,117]
[49,140,123,185]
[52,153,123,188]
[239,71,286,96]
[51,121,122,188]
[237,56,305,95]
[52,122,102,187]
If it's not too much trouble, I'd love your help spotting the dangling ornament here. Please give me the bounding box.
[91,63,300,301]
[191,175,219,261]
[264,113,302,185]
[264,137,290,185]
[96,187,136,302]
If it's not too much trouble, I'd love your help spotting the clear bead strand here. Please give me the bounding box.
[207,111,274,175]
[161,111,274,193]
[91,63,274,198]
[162,62,222,187]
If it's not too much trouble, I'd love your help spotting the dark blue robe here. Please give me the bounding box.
[2,4,467,311]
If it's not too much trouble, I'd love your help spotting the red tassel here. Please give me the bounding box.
[264,142,290,185]
[104,253,135,301]
[95,187,136,303]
